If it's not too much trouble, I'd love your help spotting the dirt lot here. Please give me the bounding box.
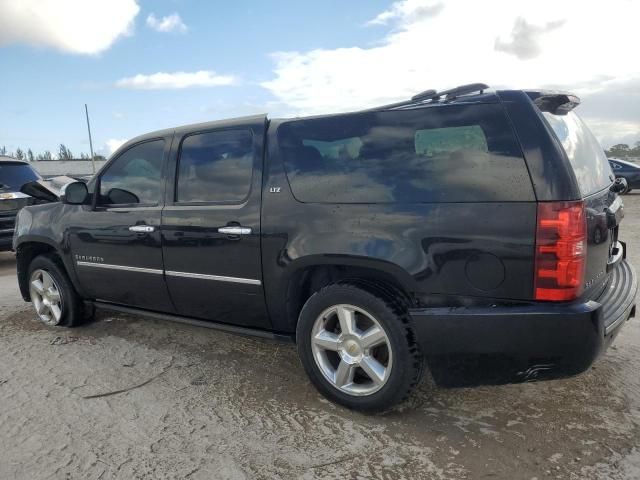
[1,198,640,480]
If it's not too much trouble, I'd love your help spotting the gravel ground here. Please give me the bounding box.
[1,196,640,479]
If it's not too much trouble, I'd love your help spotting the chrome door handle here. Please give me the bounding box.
[218,226,252,235]
[129,225,155,233]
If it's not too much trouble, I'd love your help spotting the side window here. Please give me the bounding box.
[176,129,253,203]
[611,162,621,170]
[99,140,165,206]
[278,104,532,203]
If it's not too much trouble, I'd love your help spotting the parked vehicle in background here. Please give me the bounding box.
[609,158,640,194]
[12,84,637,411]
[0,157,42,251]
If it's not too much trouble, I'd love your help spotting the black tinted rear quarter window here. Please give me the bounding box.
[543,111,612,196]
[177,129,253,203]
[278,104,533,203]
[0,162,40,191]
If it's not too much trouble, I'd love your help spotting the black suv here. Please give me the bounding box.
[13,84,637,411]
[0,157,41,251]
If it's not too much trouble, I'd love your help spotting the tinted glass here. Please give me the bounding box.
[543,111,612,196]
[278,104,531,203]
[0,163,40,191]
[177,129,253,203]
[99,140,164,205]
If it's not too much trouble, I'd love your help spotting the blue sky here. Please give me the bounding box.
[1,0,638,158]
[1,1,389,156]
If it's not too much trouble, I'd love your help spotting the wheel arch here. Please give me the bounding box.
[280,255,416,333]
[15,238,76,301]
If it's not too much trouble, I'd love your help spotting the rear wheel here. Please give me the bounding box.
[296,283,423,412]
[28,255,85,327]
[620,178,630,194]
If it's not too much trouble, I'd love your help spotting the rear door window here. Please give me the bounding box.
[277,104,532,203]
[176,129,253,203]
[543,111,612,196]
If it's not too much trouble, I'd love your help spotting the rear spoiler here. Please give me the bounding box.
[527,91,580,115]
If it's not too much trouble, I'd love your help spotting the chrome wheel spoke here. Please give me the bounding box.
[47,289,61,303]
[31,279,45,295]
[42,272,52,289]
[36,301,47,315]
[313,330,340,351]
[360,326,386,349]
[334,360,355,387]
[336,306,357,335]
[360,356,386,385]
[49,303,62,322]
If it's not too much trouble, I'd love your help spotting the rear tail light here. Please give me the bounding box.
[534,201,586,301]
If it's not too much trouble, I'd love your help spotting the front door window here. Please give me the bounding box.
[99,140,165,206]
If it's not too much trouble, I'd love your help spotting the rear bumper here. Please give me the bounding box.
[410,259,637,378]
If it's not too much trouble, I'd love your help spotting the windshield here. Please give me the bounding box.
[543,111,613,196]
[0,162,41,191]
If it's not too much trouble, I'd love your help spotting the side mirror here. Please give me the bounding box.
[610,177,628,194]
[61,181,89,205]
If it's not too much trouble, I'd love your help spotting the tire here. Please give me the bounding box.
[296,283,423,412]
[620,178,630,194]
[27,254,85,327]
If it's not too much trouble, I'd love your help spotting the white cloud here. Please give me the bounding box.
[105,138,127,155]
[146,13,187,33]
[366,0,443,26]
[262,0,640,146]
[586,119,640,149]
[494,17,565,60]
[115,70,238,90]
[0,0,139,54]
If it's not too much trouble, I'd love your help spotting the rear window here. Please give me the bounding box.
[278,104,533,203]
[543,111,612,196]
[0,162,40,191]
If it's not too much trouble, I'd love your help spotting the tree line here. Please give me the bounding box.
[604,141,640,160]
[3,140,638,162]
[0,144,106,162]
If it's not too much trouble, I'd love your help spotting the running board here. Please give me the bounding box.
[93,301,295,343]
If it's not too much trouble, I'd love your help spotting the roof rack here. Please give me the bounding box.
[367,82,490,112]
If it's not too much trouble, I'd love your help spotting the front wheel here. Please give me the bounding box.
[28,255,85,327]
[296,283,423,412]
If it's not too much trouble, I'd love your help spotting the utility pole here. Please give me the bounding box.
[85,104,96,174]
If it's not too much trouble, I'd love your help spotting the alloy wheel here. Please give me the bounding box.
[310,304,393,396]
[29,269,64,326]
